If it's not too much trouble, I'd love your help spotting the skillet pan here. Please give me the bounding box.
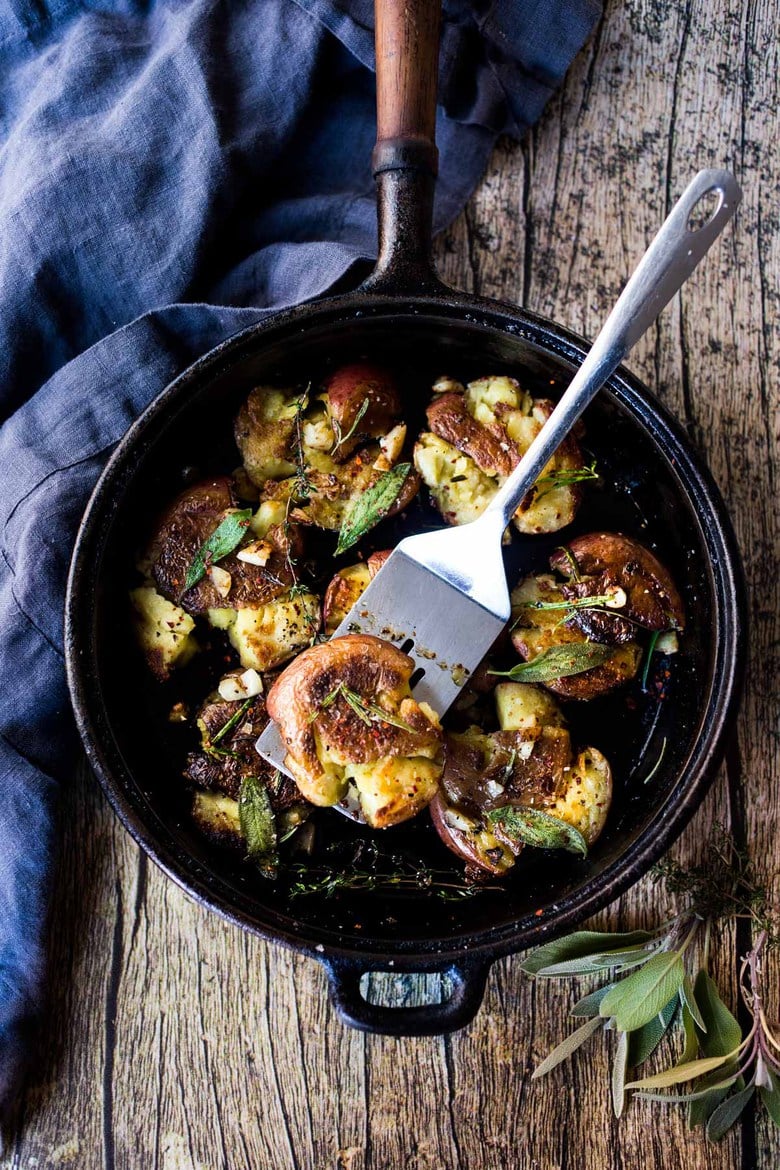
[64,0,746,1034]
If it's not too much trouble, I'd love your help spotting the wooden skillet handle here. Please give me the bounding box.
[374,0,440,172]
[362,0,445,293]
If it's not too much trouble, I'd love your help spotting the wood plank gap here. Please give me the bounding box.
[724,737,759,1170]
[442,1036,464,1170]
[102,877,123,1170]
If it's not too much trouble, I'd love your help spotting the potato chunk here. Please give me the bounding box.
[431,682,611,875]
[266,634,443,828]
[415,374,585,534]
[208,589,320,672]
[130,585,197,680]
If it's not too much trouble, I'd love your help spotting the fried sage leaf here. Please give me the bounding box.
[183,507,253,593]
[334,463,412,555]
[238,774,278,876]
[487,805,588,857]
[489,642,615,684]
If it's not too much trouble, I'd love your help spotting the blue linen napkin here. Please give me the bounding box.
[0,0,600,1112]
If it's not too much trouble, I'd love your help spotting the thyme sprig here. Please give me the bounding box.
[522,827,779,1139]
[285,858,500,901]
[331,398,369,454]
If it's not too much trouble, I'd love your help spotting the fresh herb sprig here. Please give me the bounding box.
[534,460,599,499]
[308,680,417,734]
[331,399,369,454]
[488,805,589,857]
[522,827,779,1139]
[285,857,500,901]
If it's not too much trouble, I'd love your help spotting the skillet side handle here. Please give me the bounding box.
[321,956,491,1036]
[360,0,449,295]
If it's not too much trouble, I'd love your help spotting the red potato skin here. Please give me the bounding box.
[429,791,510,876]
[549,532,686,631]
[426,392,518,478]
[322,363,402,461]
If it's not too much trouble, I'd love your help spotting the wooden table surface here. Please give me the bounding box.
[2,0,778,1166]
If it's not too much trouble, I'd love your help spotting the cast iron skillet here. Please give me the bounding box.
[65,0,746,1034]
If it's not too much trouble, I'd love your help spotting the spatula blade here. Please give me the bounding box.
[255,544,507,775]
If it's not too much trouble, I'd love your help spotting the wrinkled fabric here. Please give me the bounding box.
[0,0,600,1111]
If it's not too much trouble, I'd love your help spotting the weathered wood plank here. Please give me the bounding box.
[1,0,777,1165]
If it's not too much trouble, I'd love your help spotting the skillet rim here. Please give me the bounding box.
[64,286,747,969]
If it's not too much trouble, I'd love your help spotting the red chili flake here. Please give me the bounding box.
[534,908,544,917]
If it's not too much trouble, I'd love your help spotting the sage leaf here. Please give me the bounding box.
[489,641,615,684]
[487,805,588,857]
[571,985,614,1017]
[183,508,253,593]
[531,1015,605,1079]
[613,1030,629,1117]
[534,947,655,978]
[521,930,653,976]
[599,952,685,1032]
[680,1001,699,1065]
[687,970,744,1129]
[689,1062,744,1129]
[680,973,707,1031]
[335,463,412,555]
[759,1082,780,1128]
[693,969,741,1056]
[706,1085,755,1141]
[625,1051,739,1091]
[627,995,679,1067]
[238,775,278,876]
[636,1074,743,1105]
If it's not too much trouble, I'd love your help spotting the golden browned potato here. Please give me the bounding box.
[548,532,685,632]
[142,477,300,614]
[266,634,443,828]
[322,550,391,634]
[430,682,612,875]
[414,374,586,534]
[208,589,320,672]
[130,585,198,680]
[234,386,300,484]
[510,573,643,700]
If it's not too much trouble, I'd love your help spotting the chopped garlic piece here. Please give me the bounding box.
[218,667,264,701]
[209,564,232,597]
[236,540,272,566]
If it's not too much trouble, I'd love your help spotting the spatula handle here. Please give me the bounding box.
[483,169,742,530]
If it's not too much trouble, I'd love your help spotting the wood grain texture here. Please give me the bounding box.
[2,0,777,1165]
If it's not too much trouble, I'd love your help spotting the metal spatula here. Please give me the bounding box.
[257,169,740,778]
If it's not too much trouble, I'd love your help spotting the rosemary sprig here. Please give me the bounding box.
[522,827,779,1137]
[308,681,417,734]
[534,460,599,499]
[210,696,253,748]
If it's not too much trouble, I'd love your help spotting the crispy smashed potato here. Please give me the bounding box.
[130,585,198,680]
[414,374,585,534]
[234,367,419,531]
[430,682,612,875]
[266,634,444,828]
[322,550,391,634]
[143,477,299,614]
[209,590,320,672]
[511,573,643,700]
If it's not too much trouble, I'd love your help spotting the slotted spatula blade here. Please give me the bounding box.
[255,521,510,775]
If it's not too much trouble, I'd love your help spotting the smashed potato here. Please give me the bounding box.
[322,550,391,634]
[130,585,198,680]
[266,634,444,828]
[430,682,612,875]
[209,589,320,672]
[414,374,585,534]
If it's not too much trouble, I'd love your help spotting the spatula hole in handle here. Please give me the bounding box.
[687,187,723,232]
